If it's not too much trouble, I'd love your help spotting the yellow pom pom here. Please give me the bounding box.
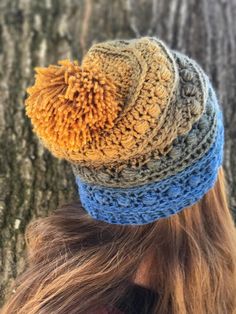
[25,59,122,151]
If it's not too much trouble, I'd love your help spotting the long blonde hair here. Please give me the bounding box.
[2,166,236,314]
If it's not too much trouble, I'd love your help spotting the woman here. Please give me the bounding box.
[2,37,236,314]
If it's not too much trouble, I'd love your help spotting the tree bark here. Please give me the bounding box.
[0,0,235,306]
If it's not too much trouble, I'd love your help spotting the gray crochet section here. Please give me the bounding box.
[72,52,217,188]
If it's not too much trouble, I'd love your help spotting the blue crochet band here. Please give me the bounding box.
[76,109,224,225]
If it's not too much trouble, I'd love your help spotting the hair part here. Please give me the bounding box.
[2,166,236,314]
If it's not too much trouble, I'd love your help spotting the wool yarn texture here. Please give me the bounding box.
[25,37,224,225]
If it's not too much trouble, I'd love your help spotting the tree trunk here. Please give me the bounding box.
[0,0,235,306]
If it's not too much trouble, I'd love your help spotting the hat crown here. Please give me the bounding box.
[82,37,177,114]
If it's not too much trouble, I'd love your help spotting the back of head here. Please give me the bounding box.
[2,37,236,314]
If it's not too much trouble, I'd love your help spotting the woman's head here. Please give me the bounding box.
[2,37,236,313]
[2,166,236,313]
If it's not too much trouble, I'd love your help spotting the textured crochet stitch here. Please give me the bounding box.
[25,36,224,225]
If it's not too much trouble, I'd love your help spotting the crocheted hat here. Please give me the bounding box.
[25,37,224,225]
